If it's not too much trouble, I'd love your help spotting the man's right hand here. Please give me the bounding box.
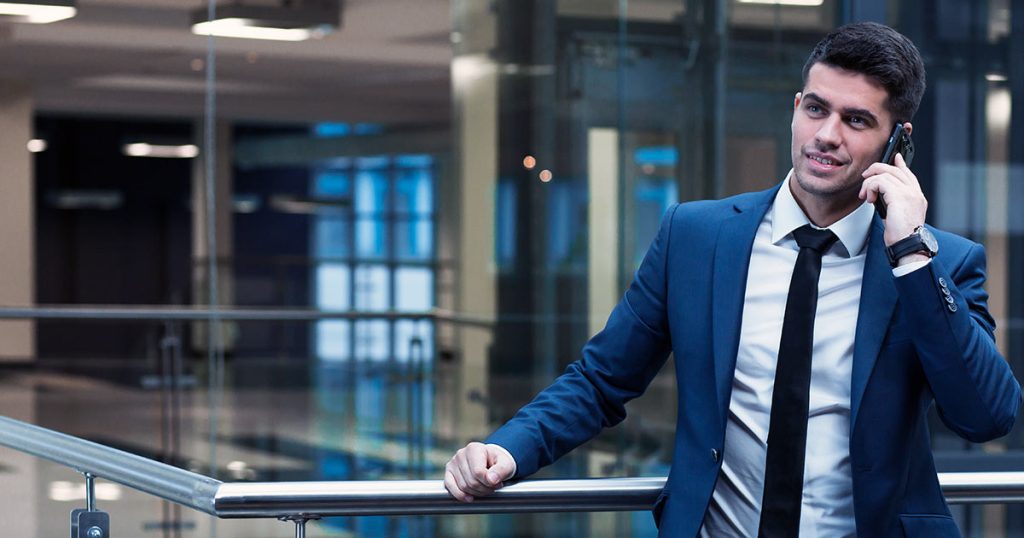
[443,442,516,502]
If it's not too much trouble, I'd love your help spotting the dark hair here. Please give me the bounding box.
[802,22,926,123]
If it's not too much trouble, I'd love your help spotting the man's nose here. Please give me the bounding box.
[815,115,842,147]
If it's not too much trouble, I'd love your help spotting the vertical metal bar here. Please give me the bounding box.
[84,472,96,512]
[294,519,305,538]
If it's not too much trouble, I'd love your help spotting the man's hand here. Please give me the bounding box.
[444,442,515,502]
[859,152,928,250]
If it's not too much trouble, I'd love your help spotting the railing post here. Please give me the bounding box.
[71,472,110,538]
[85,472,96,512]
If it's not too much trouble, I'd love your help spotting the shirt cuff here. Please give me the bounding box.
[892,258,931,277]
[486,443,518,478]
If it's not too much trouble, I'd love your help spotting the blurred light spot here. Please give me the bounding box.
[190,58,204,71]
[49,481,122,502]
[539,169,553,182]
[523,155,536,170]
[27,139,47,153]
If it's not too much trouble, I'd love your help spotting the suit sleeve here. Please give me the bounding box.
[485,204,679,478]
[894,242,1022,442]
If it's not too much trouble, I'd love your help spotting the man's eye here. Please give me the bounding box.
[847,116,867,127]
[806,104,826,116]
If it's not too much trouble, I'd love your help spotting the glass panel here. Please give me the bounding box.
[354,320,390,362]
[354,264,390,311]
[395,267,433,311]
[317,320,351,362]
[316,263,350,310]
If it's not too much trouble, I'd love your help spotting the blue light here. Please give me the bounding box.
[315,123,351,137]
[395,154,434,168]
[634,146,678,166]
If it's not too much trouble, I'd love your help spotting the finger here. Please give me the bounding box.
[859,176,880,203]
[467,443,491,484]
[487,450,515,487]
[455,450,495,497]
[450,457,489,499]
[445,468,473,502]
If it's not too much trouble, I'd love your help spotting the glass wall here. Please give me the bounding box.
[0,0,1022,536]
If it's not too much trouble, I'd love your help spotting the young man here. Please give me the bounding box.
[444,22,1020,537]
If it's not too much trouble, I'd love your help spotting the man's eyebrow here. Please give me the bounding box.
[802,92,880,126]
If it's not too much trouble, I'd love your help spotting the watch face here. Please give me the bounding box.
[919,227,939,254]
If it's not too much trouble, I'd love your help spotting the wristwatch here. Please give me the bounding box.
[886,225,939,267]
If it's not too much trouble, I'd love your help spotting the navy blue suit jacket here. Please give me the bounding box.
[487,184,1021,537]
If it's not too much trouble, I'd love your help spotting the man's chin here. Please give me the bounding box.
[793,172,857,197]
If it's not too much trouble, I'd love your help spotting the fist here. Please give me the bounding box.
[443,442,516,502]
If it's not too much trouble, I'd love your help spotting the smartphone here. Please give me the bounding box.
[874,124,915,219]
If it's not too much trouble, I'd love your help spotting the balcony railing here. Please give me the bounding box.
[2,415,1024,537]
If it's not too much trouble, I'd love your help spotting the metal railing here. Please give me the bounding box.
[0,305,494,327]
[2,415,1024,537]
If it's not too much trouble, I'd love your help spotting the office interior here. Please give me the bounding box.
[0,0,1022,536]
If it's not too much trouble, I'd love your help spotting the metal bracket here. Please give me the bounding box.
[279,515,321,538]
[71,509,109,538]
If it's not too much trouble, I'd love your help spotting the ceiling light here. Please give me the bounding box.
[191,1,340,42]
[0,0,76,24]
[123,143,199,159]
[27,139,47,153]
[986,73,1008,82]
[46,190,124,211]
[736,0,824,6]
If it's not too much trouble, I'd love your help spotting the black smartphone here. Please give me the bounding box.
[874,124,915,219]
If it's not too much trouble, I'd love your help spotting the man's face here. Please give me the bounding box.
[790,62,897,210]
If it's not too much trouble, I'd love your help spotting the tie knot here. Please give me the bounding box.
[791,224,838,253]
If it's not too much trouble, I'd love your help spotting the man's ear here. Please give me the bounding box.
[794,92,802,109]
[903,121,913,136]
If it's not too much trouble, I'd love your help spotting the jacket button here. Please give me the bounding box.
[948,303,958,313]
[711,448,720,462]
[941,287,951,296]
[938,277,948,288]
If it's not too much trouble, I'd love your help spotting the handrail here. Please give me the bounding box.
[2,415,1024,522]
[213,478,666,517]
[0,305,493,327]
[0,416,220,515]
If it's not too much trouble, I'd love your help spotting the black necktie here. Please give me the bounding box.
[758,225,838,538]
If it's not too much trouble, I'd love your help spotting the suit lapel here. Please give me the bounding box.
[712,187,776,428]
[849,217,898,431]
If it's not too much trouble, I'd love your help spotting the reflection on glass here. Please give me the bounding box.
[354,264,390,312]
[317,320,351,361]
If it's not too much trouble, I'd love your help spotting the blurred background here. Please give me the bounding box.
[0,0,1022,536]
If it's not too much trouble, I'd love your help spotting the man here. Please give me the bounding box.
[444,22,1021,537]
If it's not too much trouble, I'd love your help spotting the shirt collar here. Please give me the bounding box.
[770,170,875,257]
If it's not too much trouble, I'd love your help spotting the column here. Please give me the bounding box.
[191,119,236,353]
[0,80,35,362]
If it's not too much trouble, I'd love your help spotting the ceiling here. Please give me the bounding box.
[0,0,838,128]
[0,0,454,125]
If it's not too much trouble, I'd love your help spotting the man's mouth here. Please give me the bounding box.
[809,154,841,166]
[806,152,845,169]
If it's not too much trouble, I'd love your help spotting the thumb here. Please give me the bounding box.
[486,450,515,486]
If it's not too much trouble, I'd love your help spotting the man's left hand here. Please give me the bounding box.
[859,152,928,250]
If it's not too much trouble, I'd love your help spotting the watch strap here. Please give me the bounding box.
[886,226,934,267]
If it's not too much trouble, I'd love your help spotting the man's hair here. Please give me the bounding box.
[802,22,926,123]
